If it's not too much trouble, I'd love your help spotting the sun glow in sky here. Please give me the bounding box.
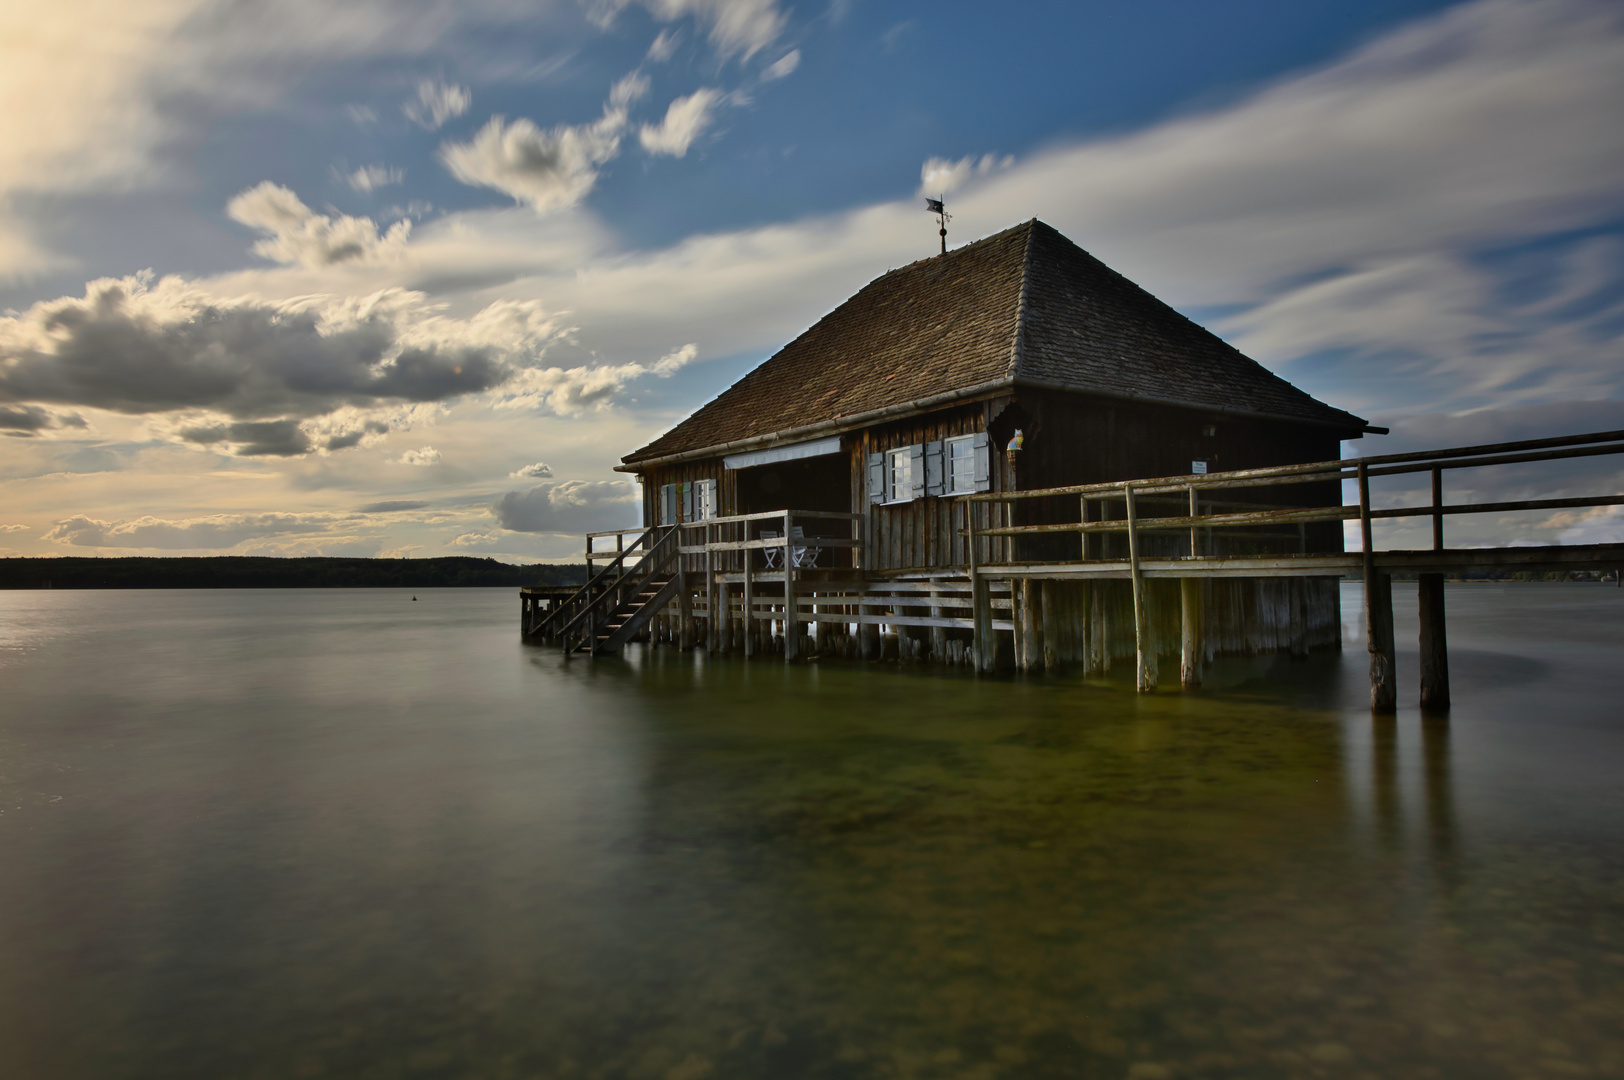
[1,0,1622,560]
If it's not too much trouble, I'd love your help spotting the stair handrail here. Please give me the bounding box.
[556,525,680,652]
[530,524,662,639]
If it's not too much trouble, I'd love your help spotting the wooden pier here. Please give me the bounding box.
[524,429,1624,712]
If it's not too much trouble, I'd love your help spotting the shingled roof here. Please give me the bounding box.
[622,219,1368,467]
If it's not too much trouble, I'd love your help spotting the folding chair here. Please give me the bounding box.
[759,529,782,569]
[789,526,823,569]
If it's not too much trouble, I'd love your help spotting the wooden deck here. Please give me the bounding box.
[524,428,1624,712]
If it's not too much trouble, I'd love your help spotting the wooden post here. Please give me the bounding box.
[678,534,694,650]
[1040,580,1060,671]
[1289,578,1309,660]
[1359,461,1396,712]
[742,538,754,658]
[1126,483,1157,693]
[970,500,994,673]
[1080,495,1089,562]
[929,581,946,663]
[858,582,879,659]
[1086,580,1107,676]
[1017,578,1044,673]
[1180,577,1203,689]
[782,511,798,662]
[1418,572,1450,710]
[705,538,717,655]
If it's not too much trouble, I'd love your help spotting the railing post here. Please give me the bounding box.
[705,526,717,654]
[742,525,754,658]
[1188,485,1199,558]
[968,500,991,672]
[677,526,693,650]
[1359,460,1397,713]
[1431,465,1444,551]
[1080,495,1089,561]
[1126,482,1157,693]
[782,511,798,662]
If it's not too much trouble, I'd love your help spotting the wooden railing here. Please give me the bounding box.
[961,428,1624,559]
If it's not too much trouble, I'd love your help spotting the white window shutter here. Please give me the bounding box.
[659,484,676,525]
[923,440,945,497]
[867,452,886,504]
[697,479,716,519]
[971,431,991,492]
[908,443,925,500]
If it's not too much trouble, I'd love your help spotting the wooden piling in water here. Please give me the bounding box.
[1180,577,1203,689]
[1418,572,1450,711]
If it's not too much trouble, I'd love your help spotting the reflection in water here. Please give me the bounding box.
[0,587,1620,1079]
[1421,715,1456,875]
[1372,715,1401,851]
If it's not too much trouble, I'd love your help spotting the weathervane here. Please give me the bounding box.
[925,196,951,255]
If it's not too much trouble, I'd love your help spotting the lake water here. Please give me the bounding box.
[1,583,1621,1079]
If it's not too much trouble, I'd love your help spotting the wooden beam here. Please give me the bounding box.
[1418,573,1450,711]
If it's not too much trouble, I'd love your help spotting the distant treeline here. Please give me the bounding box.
[0,557,587,590]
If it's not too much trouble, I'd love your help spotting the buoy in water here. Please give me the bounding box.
[412,596,418,601]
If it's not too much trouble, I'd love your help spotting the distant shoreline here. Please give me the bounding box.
[0,556,587,590]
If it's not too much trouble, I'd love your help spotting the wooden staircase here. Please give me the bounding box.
[541,525,683,656]
[589,574,682,654]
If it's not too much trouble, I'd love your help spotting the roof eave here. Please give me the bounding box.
[1008,375,1374,435]
[616,376,1016,472]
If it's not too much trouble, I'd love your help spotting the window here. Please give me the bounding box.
[888,448,914,501]
[658,479,718,524]
[946,435,978,494]
[868,434,988,504]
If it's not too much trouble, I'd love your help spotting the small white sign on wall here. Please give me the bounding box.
[1192,460,1208,474]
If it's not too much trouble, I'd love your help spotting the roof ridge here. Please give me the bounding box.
[1008,219,1037,380]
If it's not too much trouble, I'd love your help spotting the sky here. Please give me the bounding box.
[1,0,1622,561]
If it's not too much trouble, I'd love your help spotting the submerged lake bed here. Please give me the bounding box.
[1,584,1621,1079]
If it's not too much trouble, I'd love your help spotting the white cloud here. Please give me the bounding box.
[403,79,472,130]
[227,182,411,267]
[345,164,405,193]
[0,524,29,533]
[493,343,696,413]
[449,530,503,546]
[761,49,799,81]
[918,153,1013,198]
[639,88,722,157]
[589,0,787,60]
[439,72,648,212]
[510,461,555,478]
[646,29,681,62]
[396,446,443,465]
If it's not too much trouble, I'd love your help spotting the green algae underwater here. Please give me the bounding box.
[0,584,1621,1079]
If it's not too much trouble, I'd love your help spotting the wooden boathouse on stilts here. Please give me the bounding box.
[522,219,1624,709]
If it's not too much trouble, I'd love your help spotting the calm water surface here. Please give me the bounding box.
[1,584,1621,1079]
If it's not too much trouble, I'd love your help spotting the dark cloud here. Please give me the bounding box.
[0,280,514,424]
[359,500,430,513]
[44,512,341,549]
[0,404,88,434]
[494,480,636,534]
[178,419,311,457]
